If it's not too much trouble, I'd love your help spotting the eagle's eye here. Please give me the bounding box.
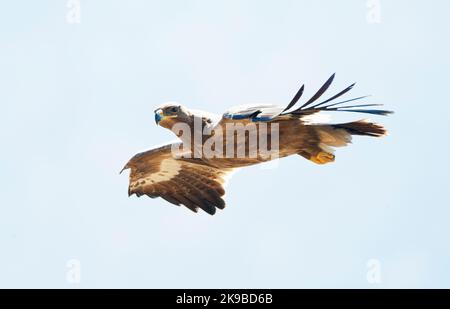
[167,106,179,114]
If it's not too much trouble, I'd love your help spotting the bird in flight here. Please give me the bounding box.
[121,74,392,215]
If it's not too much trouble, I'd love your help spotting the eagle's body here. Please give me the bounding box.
[122,74,392,215]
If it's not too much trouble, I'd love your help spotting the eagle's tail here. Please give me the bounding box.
[299,119,387,164]
[331,119,387,137]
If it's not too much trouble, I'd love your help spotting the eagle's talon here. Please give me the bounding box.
[310,151,335,164]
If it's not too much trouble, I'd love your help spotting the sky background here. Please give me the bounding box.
[1,0,450,288]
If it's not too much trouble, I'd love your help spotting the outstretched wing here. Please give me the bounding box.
[222,104,285,122]
[283,73,393,117]
[220,73,392,123]
[121,144,233,215]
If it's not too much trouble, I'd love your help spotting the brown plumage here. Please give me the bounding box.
[122,144,231,215]
[122,74,393,215]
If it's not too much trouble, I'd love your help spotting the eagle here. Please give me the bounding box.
[121,74,392,215]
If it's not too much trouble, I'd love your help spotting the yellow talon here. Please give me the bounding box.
[310,151,335,164]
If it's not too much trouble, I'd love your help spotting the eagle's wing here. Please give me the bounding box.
[121,143,233,215]
[220,73,392,124]
[222,104,285,122]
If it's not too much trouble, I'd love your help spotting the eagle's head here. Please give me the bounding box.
[154,103,192,130]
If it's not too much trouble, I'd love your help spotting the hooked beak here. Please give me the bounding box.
[155,108,164,125]
[154,109,163,125]
[154,108,177,126]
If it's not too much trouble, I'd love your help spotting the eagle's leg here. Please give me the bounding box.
[309,151,335,165]
[297,149,335,164]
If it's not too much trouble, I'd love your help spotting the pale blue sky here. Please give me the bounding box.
[1,0,449,288]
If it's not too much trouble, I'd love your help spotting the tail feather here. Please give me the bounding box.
[302,119,388,165]
[331,119,387,137]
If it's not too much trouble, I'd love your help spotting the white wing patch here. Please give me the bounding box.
[300,113,332,124]
[146,158,181,184]
[130,158,182,190]
[223,104,284,120]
